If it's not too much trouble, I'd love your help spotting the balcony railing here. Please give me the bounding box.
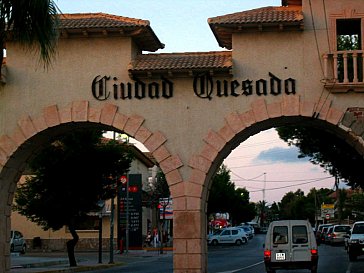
[323,50,364,92]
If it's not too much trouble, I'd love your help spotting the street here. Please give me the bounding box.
[85,234,364,273]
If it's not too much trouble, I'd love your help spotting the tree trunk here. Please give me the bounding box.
[67,222,79,267]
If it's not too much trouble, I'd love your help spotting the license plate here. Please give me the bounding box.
[276,253,286,260]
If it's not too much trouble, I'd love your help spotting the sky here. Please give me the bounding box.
[57,0,341,204]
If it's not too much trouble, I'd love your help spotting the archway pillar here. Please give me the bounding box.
[0,203,11,272]
[172,192,207,273]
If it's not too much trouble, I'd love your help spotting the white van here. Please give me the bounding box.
[263,220,318,273]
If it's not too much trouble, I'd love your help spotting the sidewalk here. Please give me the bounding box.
[11,248,172,273]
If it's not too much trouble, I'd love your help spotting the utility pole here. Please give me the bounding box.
[109,196,114,264]
[263,172,266,204]
[335,172,341,223]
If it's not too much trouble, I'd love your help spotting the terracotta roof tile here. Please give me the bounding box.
[60,13,149,29]
[59,13,164,52]
[208,6,303,49]
[208,6,303,25]
[129,51,232,76]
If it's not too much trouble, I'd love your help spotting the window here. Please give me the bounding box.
[220,230,230,236]
[73,215,100,231]
[336,19,361,50]
[336,19,363,82]
[292,225,308,244]
[273,226,288,244]
[232,230,238,235]
[353,223,364,234]
[335,226,350,232]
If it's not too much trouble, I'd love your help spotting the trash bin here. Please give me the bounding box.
[32,237,41,248]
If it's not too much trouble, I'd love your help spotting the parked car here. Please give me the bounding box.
[10,230,26,254]
[328,224,351,245]
[239,224,255,235]
[237,226,254,239]
[347,221,364,261]
[207,227,248,246]
[263,220,318,273]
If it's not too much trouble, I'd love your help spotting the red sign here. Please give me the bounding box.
[119,175,127,185]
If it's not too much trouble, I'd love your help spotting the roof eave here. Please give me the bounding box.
[210,21,304,50]
[59,25,164,52]
[129,67,233,79]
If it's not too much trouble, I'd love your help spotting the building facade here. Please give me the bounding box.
[1,0,364,272]
[11,142,157,252]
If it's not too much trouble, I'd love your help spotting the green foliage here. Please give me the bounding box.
[154,171,170,199]
[207,165,255,225]
[14,129,133,231]
[346,191,364,221]
[273,188,334,224]
[276,125,364,188]
[337,34,359,51]
[0,0,60,69]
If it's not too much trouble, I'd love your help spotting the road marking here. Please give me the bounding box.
[346,262,352,273]
[216,261,264,273]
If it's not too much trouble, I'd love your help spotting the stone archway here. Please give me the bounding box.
[0,100,185,273]
[0,96,363,273]
[175,96,364,273]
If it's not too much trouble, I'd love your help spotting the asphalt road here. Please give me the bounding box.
[85,234,364,273]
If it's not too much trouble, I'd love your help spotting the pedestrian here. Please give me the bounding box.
[144,231,152,247]
[153,226,159,247]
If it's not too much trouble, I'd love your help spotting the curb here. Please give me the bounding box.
[20,263,124,273]
[11,260,126,273]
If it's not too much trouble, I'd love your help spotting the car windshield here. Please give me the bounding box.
[335,226,350,232]
[213,230,222,235]
[353,223,364,234]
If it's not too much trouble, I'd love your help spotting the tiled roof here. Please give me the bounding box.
[60,13,149,29]
[59,13,164,52]
[129,51,232,77]
[208,6,303,49]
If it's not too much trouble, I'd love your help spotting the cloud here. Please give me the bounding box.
[254,146,308,164]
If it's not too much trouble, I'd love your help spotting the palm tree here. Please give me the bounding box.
[0,0,60,77]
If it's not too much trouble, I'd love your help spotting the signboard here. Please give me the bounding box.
[321,203,335,219]
[118,174,142,249]
[159,197,173,220]
[321,204,334,210]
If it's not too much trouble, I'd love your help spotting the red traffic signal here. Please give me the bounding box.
[128,185,138,193]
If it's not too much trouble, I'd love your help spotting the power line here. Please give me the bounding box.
[247,177,333,193]
[230,169,332,183]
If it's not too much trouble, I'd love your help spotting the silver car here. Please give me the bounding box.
[10,230,26,254]
[328,224,351,245]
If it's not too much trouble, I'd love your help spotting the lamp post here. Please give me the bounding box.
[97,200,105,264]
[125,175,129,255]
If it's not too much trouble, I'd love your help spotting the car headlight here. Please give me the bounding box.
[349,239,359,244]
